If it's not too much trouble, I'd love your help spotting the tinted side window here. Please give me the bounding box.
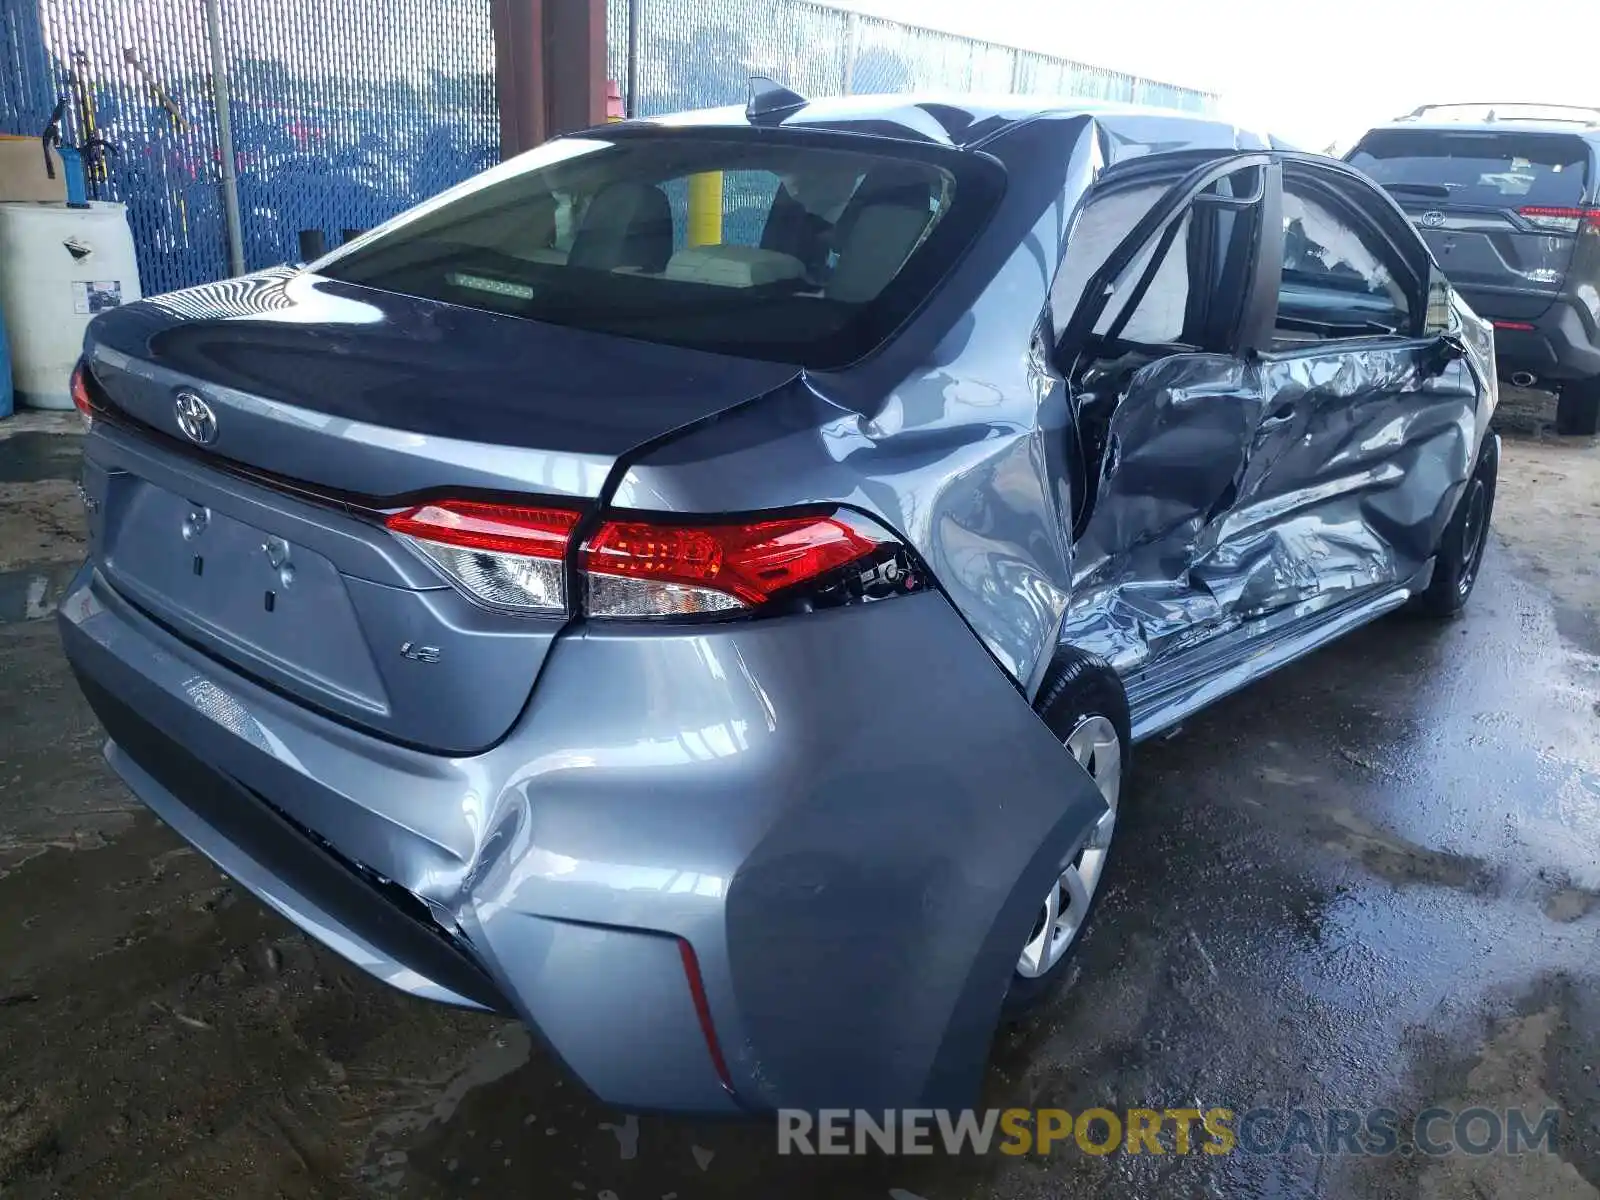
[1050,183,1171,343]
[1093,211,1192,345]
[1053,163,1266,356]
[1274,184,1410,345]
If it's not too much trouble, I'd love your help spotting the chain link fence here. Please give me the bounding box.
[610,0,1214,117]
[2,0,494,294]
[2,0,1210,296]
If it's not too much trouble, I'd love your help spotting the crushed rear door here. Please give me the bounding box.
[1349,129,1591,320]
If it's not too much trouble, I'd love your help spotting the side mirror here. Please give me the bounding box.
[1422,334,1466,377]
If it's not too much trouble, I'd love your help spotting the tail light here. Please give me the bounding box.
[581,514,895,616]
[70,361,94,431]
[386,501,578,614]
[387,502,922,619]
[1518,206,1600,233]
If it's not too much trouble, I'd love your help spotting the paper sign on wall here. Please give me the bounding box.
[71,280,124,315]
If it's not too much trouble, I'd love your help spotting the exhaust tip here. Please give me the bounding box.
[1510,371,1538,388]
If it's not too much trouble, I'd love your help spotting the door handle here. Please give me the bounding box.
[1261,403,1297,428]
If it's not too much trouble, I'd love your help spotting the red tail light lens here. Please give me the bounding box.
[386,501,577,557]
[70,361,94,430]
[580,514,885,616]
[386,501,579,613]
[1518,206,1600,232]
[387,502,920,619]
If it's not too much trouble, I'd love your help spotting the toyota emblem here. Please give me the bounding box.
[1420,210,1446,229]
[174,391,218,445]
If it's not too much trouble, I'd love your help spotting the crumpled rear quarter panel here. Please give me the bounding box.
[455,590,1107,1111]
[60,567,1106,1113]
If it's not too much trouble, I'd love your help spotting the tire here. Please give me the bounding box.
[1556,379,1600,437]
[1413,438,1497,618]
[1003,651,1131,1016]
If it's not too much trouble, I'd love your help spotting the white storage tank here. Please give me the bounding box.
[0,201,142,409]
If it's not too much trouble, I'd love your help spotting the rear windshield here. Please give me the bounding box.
[1349,130,1591,208]
[318,132,1000,368]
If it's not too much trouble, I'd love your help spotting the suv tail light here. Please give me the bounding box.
[388,502,921,619]
[1518,206,1600,233]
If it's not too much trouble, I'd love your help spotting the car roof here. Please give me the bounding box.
[1359,116,1600,146]
[629,91,1291,154]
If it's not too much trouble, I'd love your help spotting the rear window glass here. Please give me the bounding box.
[318,133,1000,368]
[1349,131,1590,208]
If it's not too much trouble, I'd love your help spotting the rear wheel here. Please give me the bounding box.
[1413,441,1497,617]
[1556,379,1600,437]
[1004,653,1130,1015]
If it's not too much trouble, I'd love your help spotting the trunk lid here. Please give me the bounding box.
[82,269,799,753]
[1349,128,1593,320]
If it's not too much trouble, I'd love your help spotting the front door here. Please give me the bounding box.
[1194,161,1484,619]
[1051,153,1485,677]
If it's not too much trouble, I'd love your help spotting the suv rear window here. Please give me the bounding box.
[1349,130,1590,208]
[318,131,1001,368]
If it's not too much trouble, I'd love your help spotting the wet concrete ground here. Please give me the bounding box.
[1,412,1597,1199]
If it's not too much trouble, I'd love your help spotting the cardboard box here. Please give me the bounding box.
[0,135,68,204]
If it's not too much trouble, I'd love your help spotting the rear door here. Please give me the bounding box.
[1052,152,1286,670]
[1348,128,1592,320]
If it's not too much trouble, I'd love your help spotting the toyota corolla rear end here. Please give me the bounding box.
[58,117,1106,1113]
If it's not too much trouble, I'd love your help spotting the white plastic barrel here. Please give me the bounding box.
[0,201,142,409]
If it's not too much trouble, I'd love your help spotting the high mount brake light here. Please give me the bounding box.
[387,503,920,619]
[1518,206,1600,233]
[385,501,578,614]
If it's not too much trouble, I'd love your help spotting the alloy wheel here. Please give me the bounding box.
[1016,714,1122,978]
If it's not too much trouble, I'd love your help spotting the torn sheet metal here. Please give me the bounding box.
[614,113,1282,695]
[1060,336,1484,678]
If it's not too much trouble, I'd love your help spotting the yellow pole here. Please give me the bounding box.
[687,172,723,247]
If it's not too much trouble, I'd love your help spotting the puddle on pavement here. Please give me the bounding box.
[1338,972,1600,1199]
[1306,806,1497,893]
[0,433,82,484]
[1555,605,1600,658]
[0,562,81,625]
[1542,885,1599,924]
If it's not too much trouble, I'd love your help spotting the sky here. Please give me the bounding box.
[832,0,1600,152]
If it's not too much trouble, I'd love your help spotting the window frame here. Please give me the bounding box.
[1054,150,1283,366]
[1272,158,1434,345]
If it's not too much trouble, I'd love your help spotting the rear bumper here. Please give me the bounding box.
[1467,288,1600,381]
[59,566,1102,1114]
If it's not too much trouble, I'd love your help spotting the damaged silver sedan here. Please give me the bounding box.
[61,93,1497,1115]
